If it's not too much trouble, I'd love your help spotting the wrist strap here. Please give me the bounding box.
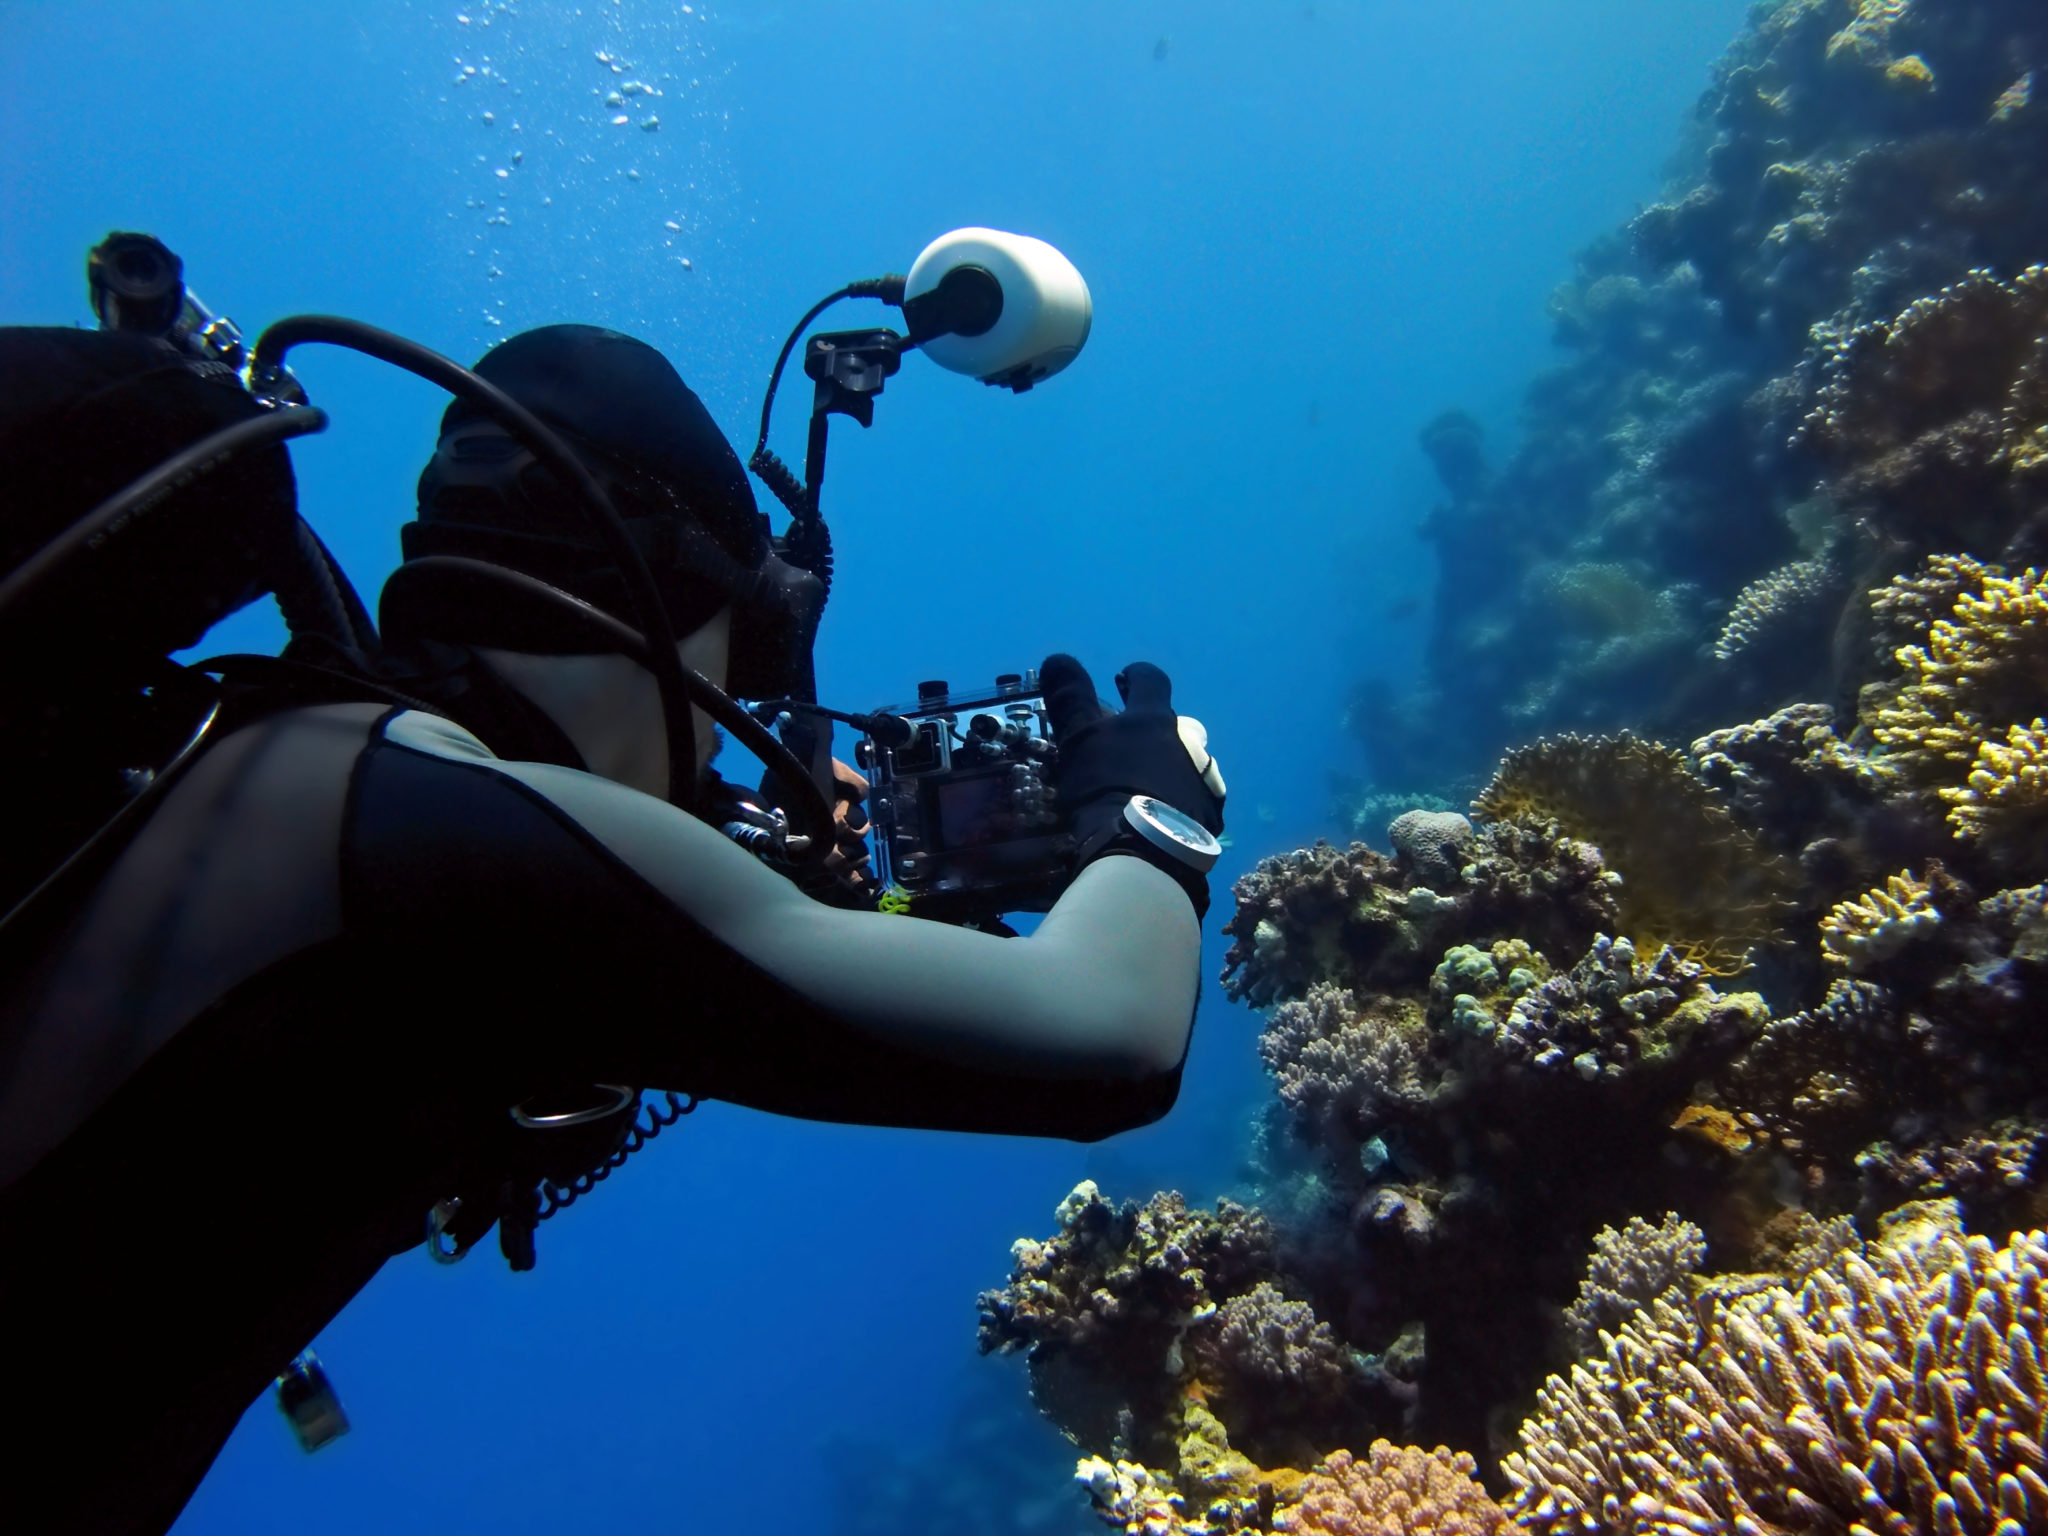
[1076,822,1210,923]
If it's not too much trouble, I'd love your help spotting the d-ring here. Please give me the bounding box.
[509,1083,638,1129]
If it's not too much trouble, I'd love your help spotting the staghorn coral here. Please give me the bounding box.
[1504,1219,2048,1536]
[1711,555,1841,664]
[1819,868,1942,969]
[1276,1443,1507,1536]
[1561,1214,1707,1359]
[1475,732,1795,972]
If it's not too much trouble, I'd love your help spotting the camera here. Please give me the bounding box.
[857,669,1072,923]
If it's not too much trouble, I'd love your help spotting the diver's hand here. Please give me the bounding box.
[826,758,878,898]
[1040,654,1225,918]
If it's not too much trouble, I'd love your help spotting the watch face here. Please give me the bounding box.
[1126,794,1222,871]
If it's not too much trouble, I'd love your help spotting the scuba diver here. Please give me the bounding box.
[0,236,1224,1535]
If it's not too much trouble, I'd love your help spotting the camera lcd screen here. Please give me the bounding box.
[930,771,1009,850]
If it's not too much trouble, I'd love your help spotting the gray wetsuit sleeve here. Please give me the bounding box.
[345,712,1201,1140]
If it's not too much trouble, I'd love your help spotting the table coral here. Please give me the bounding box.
[1504,1220,2048,1536]
[1475,733,1795,972]
[1819,868,1942,969]
[1276,1443,1506,1536]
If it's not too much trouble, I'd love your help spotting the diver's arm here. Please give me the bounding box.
[382,710,1199,1080]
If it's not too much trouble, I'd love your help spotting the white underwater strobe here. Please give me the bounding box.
[904,228,1093,390]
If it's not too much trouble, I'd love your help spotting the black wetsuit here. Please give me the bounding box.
[0,704,1197,1534]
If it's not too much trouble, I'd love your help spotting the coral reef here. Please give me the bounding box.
[976,1182,1286,1466]
[1277,1444,1506,1536]
[1560,1215,1706,1359]
[991,7,2048,1525]
[1505,1216,2048,1536]
[1475,733,1794,970]
[1353,0,2048,794]
[1818,868,1941,969]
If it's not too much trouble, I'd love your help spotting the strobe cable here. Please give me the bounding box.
[248,316,702,808]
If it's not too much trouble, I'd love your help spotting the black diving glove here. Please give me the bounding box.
[1040,654,1226,921]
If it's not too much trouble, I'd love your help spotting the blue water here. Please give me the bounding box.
[1,2,1750,1529]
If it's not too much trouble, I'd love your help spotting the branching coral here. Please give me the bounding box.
[1711,555,1840,664]
[1868,553,2006,661]
[1943,718,2048,843]
[1561,1214,1707,1359]
[1819,868,1942,970]
[1868,565,2048,785]
[1504,1220,2048,1536]
[1276,1444,1507,1536]
[1258,984,1428,1149]
[1207,1283,1354,1407]
[1475,732,1795,972]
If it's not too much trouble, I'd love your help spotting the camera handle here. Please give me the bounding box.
[801,327,905,513]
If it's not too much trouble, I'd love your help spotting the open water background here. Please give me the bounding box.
[0,2,1749,1529]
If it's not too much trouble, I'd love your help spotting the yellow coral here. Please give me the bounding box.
[1504,1220,2048,1536]
[1278,1443,1507,1536]
[1992,71,2033,123]
[1868,566,2048,785]
[1474,734,1793,974]
[1944,717,2048,841]
[1883,51,1934,89]
[1819,869,1939,970]
[1825,0,1907,63]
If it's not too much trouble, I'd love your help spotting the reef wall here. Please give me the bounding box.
[977,4,2048,1532]
[1355,0,2048,807]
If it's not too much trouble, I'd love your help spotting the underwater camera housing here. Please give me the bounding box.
[855,669,1069,923]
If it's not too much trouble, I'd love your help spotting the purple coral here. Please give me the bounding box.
[1259,984,1428,1148]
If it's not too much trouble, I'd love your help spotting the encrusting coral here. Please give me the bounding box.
[1504,1213,2048,1536]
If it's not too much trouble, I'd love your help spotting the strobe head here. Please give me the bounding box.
[902,229,1091,392]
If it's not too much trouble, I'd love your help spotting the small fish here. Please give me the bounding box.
[610,114,629,126]
[640,116,660,132]
[1153,36,1169,61]
[678,257,694,271]
[1387,595,1420,623]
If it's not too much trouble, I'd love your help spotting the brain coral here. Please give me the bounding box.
[1504,1217,2048,1536]
[1474,732,1795,973]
